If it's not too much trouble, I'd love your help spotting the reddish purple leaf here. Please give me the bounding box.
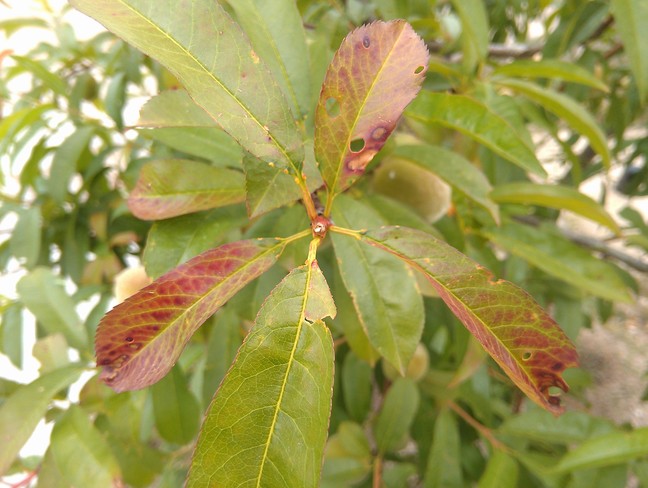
[314,20,429,207]
[96,239,285,391]
[361,226,579,414]
[128,160,246,220]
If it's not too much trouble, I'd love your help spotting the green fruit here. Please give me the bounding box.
[373,157,451,223]
[382,343,430,382]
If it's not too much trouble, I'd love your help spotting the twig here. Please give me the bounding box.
[448,401,511,453]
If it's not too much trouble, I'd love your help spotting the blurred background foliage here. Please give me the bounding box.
[1,0,647,486]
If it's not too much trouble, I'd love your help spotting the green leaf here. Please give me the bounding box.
[10,206,41,268]
[0,366,82,476]
[70,0,303,170]
[315,20,429,207]
[42,405,121,486]
[127,159,246,220]
[105,72,126,129]
[554,427,648,473]
[494,78,612,168]
[483,222,632,303]
[10,55,68,97]
[610,0,648,104]
[331,195,425,374]
[16,268,86,350]
[138,90,218,128]
[478,450,519,488]
[143,205,247,279]
[96,238,288,391]
[225,0,311,119]
[361,226,579,414]
[33,333,70,373]
[450,0,489,71]
[47,126,95,202]
[321,422,372,487]
[490,182,620,234]
[151,365,201,444]
[407,92,545,176]
[374,378,420,453]
[242,153,301,218]
[424,409,462,488]
[393,144,499,223]
[1,303,23,368]
[188,262,336,487]
[492,59,609,91]
[342,351,373,423]
[0,17,48,35]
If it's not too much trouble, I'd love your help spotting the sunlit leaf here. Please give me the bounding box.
[10,206,41,269]
[392,144,499,222]
[490,182,620,234]
[96,238,288,392]
[0,366,82,476]
[332,196,424,373]
[494,78,612,168]
[407,91,545,176]
[128,159,245,220]
[70,0,304,170]
[610,0,648,104]
[188,262,335,487]
[225,0,311,119]
[315,20,429,207]
[483,222,632,303]
[1,303,23,368]
[361,226,579,414]
[492,59,609,91]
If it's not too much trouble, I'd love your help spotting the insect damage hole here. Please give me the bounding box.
[325,97,340,117]
[414,65,425,74]
[350,138,365,152]
[522,351,533,361]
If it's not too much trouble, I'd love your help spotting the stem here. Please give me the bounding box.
[448,401,511,454]
[306,237,322,264]
[329,225,363,240]
[295,173,318,221]
[372,454,383,488]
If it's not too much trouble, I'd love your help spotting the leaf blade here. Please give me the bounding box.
[188,262,335,487]
[315,20,429,204]
[70,0,303,169]
[95,238,286,391]
[361,226,579,414]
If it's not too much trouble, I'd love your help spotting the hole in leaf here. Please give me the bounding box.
[522,351,532,361]
[414,65,425,74]
[350,138,365,152]
[363,36,370,48]
[325,97,340,117]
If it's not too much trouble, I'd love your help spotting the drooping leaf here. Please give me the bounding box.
[315,20,429,207]
[224,0,311,119]
[490,182,620,234]
[407,92,545,176]
[361,226,579,414]
[392,144,499,222]
[610,0,648,104]
[494,78,612,168]
[16,267,87,350]
[374,378,420,453]
[95,238,288,392]
[483,222,632,303]
[151,365,201,444]
[0,366,82,476]
[188,262,336,488]
[70,0,304,170]
[143,205,247,279]
[492,59,609,91]
[553,427,648,473]
[331,196,425,373]
[41,405,121,487]
[127,159,245,220]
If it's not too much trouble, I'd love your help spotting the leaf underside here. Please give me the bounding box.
[188,262,336,487]
[95,239,285,391]
[361,226,579,414]
[315,20,429,202]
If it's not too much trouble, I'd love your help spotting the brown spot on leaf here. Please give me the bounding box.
[371,127,387,141]
[362,36,370,48]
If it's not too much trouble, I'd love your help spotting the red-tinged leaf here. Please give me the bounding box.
[314,20,429,208]
[361,226,578,414]
[95,239,286,392]
[128,160,245,220]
